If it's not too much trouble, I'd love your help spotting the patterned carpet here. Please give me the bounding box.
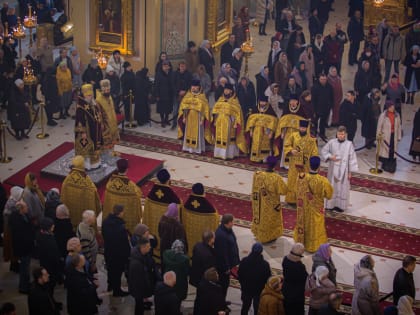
[120,131,420,203]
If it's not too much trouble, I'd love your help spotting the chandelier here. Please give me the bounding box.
[373,0,384,5]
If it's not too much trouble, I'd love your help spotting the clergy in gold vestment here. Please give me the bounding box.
[251,156,287,243]
[212,83,248,160]
[143,169,182,259]
[61,155,101,228]
[283,120,318,204]
[102,158,142,234]
[177,79,213,154]
[96,79,120,151]
[293,156,333,252]
[182,183,219,257]
[246,96,278,163]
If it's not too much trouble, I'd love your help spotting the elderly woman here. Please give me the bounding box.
[282,243,308,315]
[274,52,292,93]
[265,83,284,117]
[291,61,310,91]
[299,45,315,88]
[267,41,282,82]
[403,45,420,105]
[198,40,215,82]
[69,46,83,88]
[193,64,212,100]
[352,255,381,315]
[381,74,406,122]
[258,276,286,315]
[312,243,337,285]
[398,295,415,315]
[256,65,271,100]
[217,63,238,87]
[76,210,98,275]
[44,188,61,220]
[306,266,336,315]
[231,48,243,75]
[56,60,73,118]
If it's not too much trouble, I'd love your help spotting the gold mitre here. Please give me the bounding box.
[72,155,85,170]
[100,79,110,90]
[81,84,94,96]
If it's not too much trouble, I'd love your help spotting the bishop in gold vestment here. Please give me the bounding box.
[212,83,248,160]
[283,120,318,204]
[293,156,333,252]
[246,96,278,162]
[251,156,287,243]
[177,80,213,154]
[96,79,120,151]
[102,158,142,234]
[61,155,101,228]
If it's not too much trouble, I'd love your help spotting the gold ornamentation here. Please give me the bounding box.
[206,0,232,50]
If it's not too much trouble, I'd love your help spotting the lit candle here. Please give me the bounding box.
[28,5,32,18]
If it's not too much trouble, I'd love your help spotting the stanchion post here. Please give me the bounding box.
[369,133,383,174]
[36,102,49,139]
[125,89,137,128]
[0,120,12,163]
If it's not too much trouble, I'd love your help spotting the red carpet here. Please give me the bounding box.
[121,132,420,201]
[141,181,420,260]
[3,142,164,197]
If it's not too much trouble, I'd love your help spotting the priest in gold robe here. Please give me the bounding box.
[96,79,120,152]
[246,96,278,163]
[182,183,219,257]
[75,84,103,170]
[143,169,182,259]
[212,83,248,160]
[251,156,287,243]
[102,158,142,234]
[283,120,318,204]
[293,156,333,252]
[61,155,101,228]
[177,79,213,154]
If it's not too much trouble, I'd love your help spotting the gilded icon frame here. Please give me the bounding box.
[206,0,232,49]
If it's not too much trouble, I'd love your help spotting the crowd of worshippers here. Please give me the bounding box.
[0,162,417,315]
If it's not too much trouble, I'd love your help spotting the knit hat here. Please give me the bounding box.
[157,169,170,183]
[171,239,185,254]
[165,203,179,219]
[192,183,204,195]
[251,242,263,254]
[133,223,149,237]
[317,243,331,260]
[224,83,234,91]
[40,217,54,231]
[105,65,114,74]
[191,79,201,86]
[81,84,94,97]
[309,156,321,171]
[259,95,269,102]
[116,158,128,173]
[288,243,305,262]
[266,156,277,169]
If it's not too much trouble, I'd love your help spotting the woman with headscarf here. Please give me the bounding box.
[23,172,45,227]
[327,66,343,127]
[282,243,308,315]
[398,295,415,315]
[217,63,238,87]
[198,40,215,83]
[3,186,24,272]
[381,74,406,121]
[274,52,292,93]
[361,88,382,149]
[299,45,315,88]
[352,255,381,315]
[134,67,152,126]
[312,243,337,285]
[44,188,61,220]
[193,64,212,100]
[306,266,336,315]
[158,203,187,260]
[258,275,286,315]
[291,61,309,91]
[256,65,271,100]
[231,48,243,75]
[354,60,375,105]
[162,239,190,302]
[56,60,73,119]
[54,204,75,260]
[131,223,157,250]
[267,41,282,82]
[403,45,420,105]
[265,83,285,117]
[8,78,31,140]
[237,76,257,119]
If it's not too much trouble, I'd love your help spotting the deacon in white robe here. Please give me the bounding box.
[321,126,358,212]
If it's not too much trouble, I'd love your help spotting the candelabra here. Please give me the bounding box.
[23,4,37,48]
[240,29,255,77]
[23,60,38,121]
[13,18,26,59]
[95,48,108,70]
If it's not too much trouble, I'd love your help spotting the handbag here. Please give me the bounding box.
[410,139,420,153]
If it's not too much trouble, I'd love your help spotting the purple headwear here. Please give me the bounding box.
[165,203,179,219]
[317,243,331,260]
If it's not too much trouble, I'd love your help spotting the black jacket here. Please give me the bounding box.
[198,47,215,80]
[255,73,270,100]
[28,282,60,315]
[65,268,98,315]
[339,99,358,136]
[220,41,238,66]
[189,242,217,287]
[282,256,308,302]
[128,247,159,299]
[311,81,334,115]
[172,69,193,96]
[238,253,272,296]
[214,224,240,273]
[54,218,75,259]
[237,80,257,116]
[347,16,364,42]
[41,68,60,114]
[9,211,34,257]
[354,69,374,102]
[82,65,103,91]
[154,282,182,315]
[134,68,152,124]
[36,231,62,282]
[195,279,227,315]
[121,69,136,96]
[393,268,416,305]
[309,15,323,41]
[102,213,131,266]
[8,85,31,130]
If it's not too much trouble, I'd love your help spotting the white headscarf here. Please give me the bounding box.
[314,265,329,287]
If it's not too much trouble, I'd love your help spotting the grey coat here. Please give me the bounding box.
[382,33,405,61]
[351,263,381,315]
[377,110,402,159]
[256,0,273,24]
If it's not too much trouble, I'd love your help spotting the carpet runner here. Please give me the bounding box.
[120,131,420,203]
[141,180,420,262]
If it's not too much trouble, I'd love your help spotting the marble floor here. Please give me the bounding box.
[0,1,419,314]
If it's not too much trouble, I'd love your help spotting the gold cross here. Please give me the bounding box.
[191,199,200,209]
[155,189,164,199]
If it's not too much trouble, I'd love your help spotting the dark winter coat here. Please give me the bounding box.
[154,282,182,315]
[120,69,136,96]
[65,268,98,315]
[354,69,375,103]
[195,279,227,315]
[410,109,420,157]
[403,52,420,90]
[154,68,174,114]
[82,65,103,91]
[237,80,257,117]
[173,69,193,98]
[41,68,60,115]
[347,16,364,43]
[189,241,217,287]
[36,231,62,284]
[392,267,416,305]
[28,282,60,315]
[101,213,131,267]
[361,94,381,139]
[282,256,308,315]
[162,249,189,301]
[54,218,75,259]
[105,73,121,109]
[311,81,334,115]
[255,73,271,100]
[134,68,151,125]
[158,215,187,259]
[8,85,31,130]
[198,47,215,81]
[267,50,282,82]
[9,211,34,257]
[324,36,343,65]
[339,99,358,138]
[128,247,159,299]
[238,252,272,296]
[220,41,238,66]
[214,224,240,273]
[309,15,323,41]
